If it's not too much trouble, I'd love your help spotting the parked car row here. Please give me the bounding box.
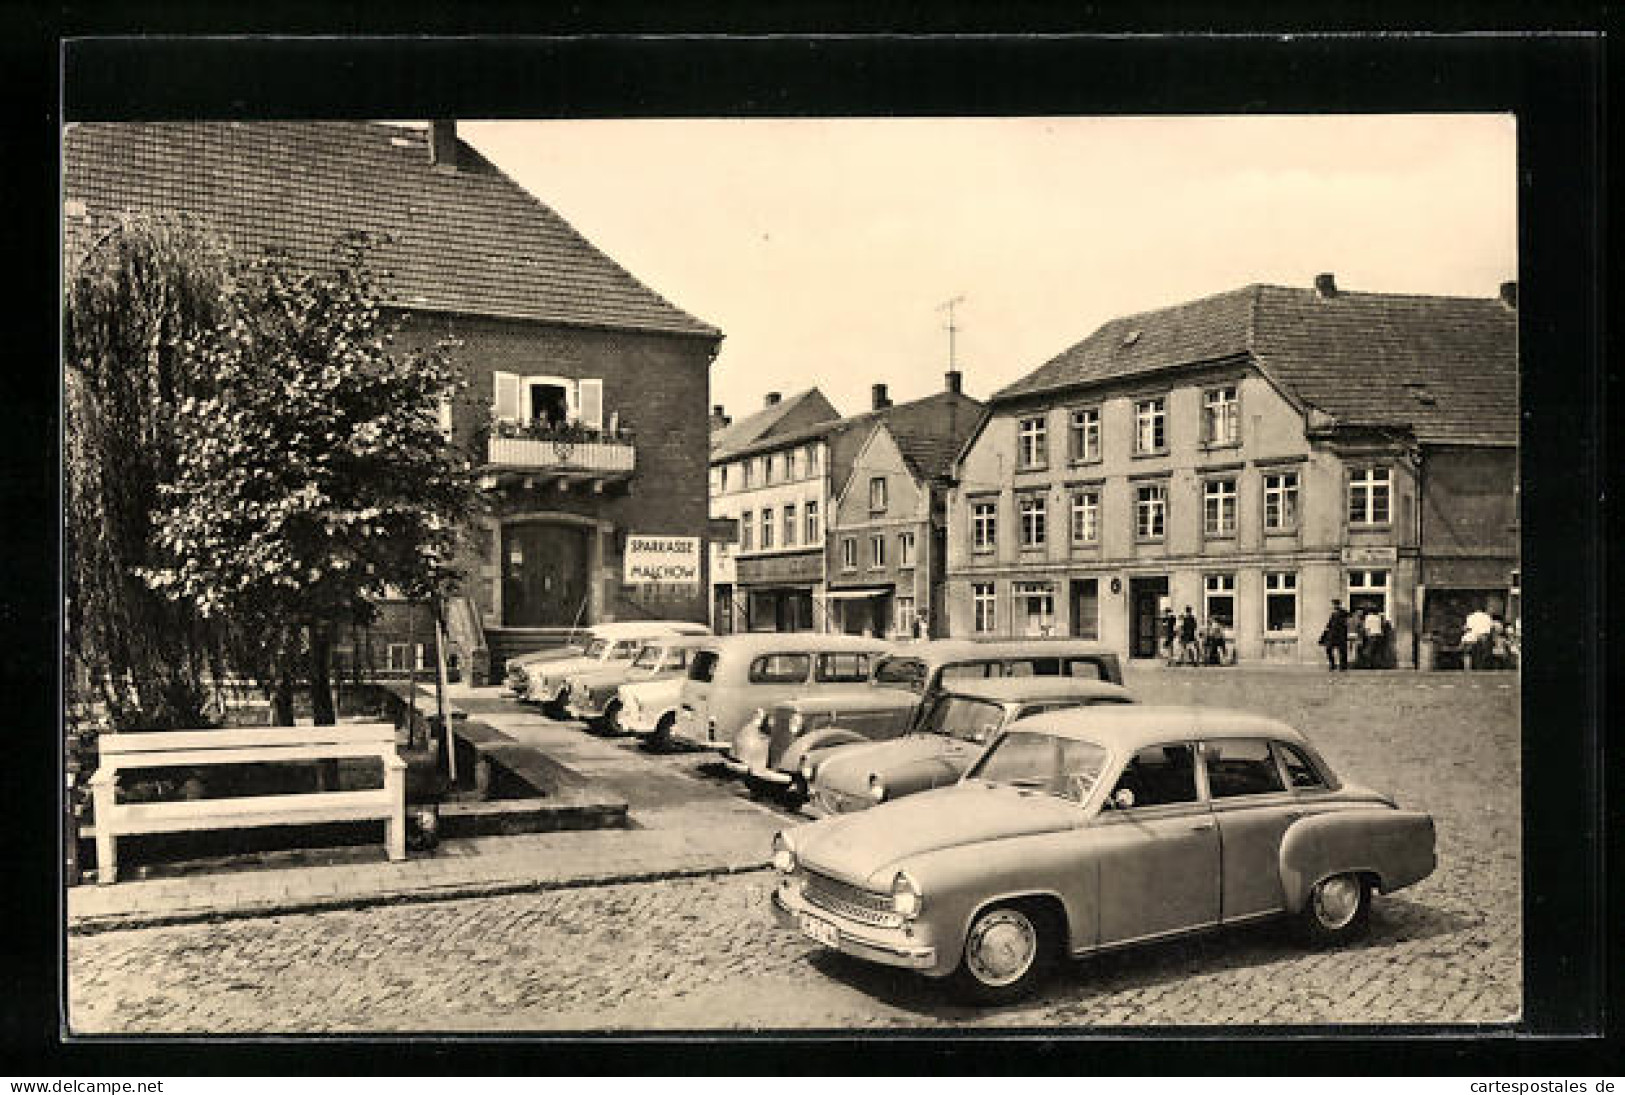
[500,627,1438,1007]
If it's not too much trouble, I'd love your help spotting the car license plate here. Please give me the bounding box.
[800,913,841,948]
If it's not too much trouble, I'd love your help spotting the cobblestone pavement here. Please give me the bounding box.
[68,669,1520,1032]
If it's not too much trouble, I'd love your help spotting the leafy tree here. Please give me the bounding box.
[143,234,479,725]
[64,214,234,729]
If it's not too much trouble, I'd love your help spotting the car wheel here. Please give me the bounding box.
[641,713,675,753]
[780,776,810,809]
[952,901,1058,1005]
[1298,872,1372,945]
[602,700,624,735]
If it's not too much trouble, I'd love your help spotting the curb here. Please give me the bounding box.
[68,857,772,935]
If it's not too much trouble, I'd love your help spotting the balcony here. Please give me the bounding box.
[478,421,636,493]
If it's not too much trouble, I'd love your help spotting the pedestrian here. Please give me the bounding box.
[1319,599,1349,671]
[1362,607,1386,669]
[1178,606,1200,666]
[1204,617,1228,666]
[1160,608,1178,665]
[1462,604,1494,669]
[1380,616,1397,669]
[1488,614,1511,669]
[1349,608,1367,668]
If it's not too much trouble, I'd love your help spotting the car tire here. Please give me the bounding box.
[1297,872,1372,946]
[780,776,810,809]
[951,901,1059,1006]
[602,700,624,735]
[640,713,675,753]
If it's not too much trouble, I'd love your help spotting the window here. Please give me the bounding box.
[741,512,754,551]
[893,595,916,637]
[869,476,888,512]
[1135,483,1167,539]
[1203,386,1240,446]
[1070,490,1100,545]
[808,445,821,474]
[688,649,719,683]
[1264,471,1300,531]
[490,372,603,430]
[741,460,753,489]
[387,643,426,672]
[815,652,874,683]
[1203,739,1286,798]
[748,653,811,684]
[869,534,886,569]
[1204,573,1236,628]
[1019,494,1047,548]
[898,530,917,568]
[1018,416,1048,469]
[972,583,997,634]
[718,465,729,494]
[1274,742,1327,790]
[1069,406,1101,463]
[786,448,799,480]
[1349,467,1392,526]
[1110,743,1198,807]
[971,499,998,552]
[760,508,774,550]
[1265,571,1298,633]
[1016,583,1056,637]
[1204,478,1238,537]
[1347,568,1390,617]
[841,537,858,571]
[1071,579,1099,640]
[782,504,797,547]
[1134,397,1166,454]
[804,501,821,544]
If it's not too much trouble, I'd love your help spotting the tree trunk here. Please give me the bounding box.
[271,628,297,727]
[309,621,337,725]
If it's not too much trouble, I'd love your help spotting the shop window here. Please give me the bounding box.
[1204,573,1236,628]
[1347,568,1390,617]
[1016,583,1056,637]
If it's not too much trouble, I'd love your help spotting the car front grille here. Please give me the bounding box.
[802,869,900,928]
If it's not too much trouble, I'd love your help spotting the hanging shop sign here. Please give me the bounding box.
[624,535,701,586]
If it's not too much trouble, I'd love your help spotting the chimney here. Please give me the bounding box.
[710,404,731,430]
[945,369,963,395]
[1498,281,1518,310]
[429,120,459,169]
[764,392,782,408]
[872,383,891,411]
[1314,273,1338,298]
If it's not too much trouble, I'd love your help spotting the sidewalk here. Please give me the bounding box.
[68,687,786,933]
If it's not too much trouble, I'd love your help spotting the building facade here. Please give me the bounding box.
[946,277,1518,666]
[64,120,723,679]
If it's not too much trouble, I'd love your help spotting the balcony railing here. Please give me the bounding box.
[481,421,636,479]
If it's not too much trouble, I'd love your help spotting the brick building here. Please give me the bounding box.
[946,276,1518,666]
[63,121,723,680]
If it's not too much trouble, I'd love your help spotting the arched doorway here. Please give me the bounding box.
[501,521,592,627]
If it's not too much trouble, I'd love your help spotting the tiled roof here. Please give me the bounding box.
[994,284,1517,446]
[710,388,840,459]
[882,392,985,481]
[62,121,720,339]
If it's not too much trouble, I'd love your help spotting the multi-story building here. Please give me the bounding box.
[64,120,723,680]
[708,389,842,632]
[825,372,982,638]
[947,276,1517,665]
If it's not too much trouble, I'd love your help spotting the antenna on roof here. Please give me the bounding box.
[938,294,966,370]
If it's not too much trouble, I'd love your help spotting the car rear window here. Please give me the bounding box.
[688,650,719,683]
[873,657,926,691]
[815,652,873,682]
[749,653,811,684]
[1204,739,1287,798]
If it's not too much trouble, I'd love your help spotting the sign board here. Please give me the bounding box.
[1341,545,1398,565]
[624,535,700,586]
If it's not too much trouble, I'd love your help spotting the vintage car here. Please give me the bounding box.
[504,644,586,696]
[806,677,1135,813]
[518,621,710,716]
[610,674,690,749]
[770,705,1436,1004]
[868,638,1125,696]
[671,634,890,752]
[563,635,711,728]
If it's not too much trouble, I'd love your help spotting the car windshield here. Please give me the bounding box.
[873,656,927,692]
[584,639,610,658]
[632,646,664,669]
[965,730,1107,803]
[920,695,1008,743]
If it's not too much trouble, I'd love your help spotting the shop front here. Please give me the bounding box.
[736,549,825,633]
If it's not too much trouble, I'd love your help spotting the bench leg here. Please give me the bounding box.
[91,781,117,885]
[384,764,406,862]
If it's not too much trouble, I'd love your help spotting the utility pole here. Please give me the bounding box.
[937,294,966,370]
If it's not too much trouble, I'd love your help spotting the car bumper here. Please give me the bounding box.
[671,711,726,750]
[566,697,609,720]
[770,883,938,972]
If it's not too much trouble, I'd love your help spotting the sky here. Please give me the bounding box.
[460,116,1516,421]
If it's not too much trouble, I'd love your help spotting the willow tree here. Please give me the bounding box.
[143,235,479,725]
[64,213,234,729]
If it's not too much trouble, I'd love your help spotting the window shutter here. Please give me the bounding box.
[493,372,521,421]
[577,378,604,430]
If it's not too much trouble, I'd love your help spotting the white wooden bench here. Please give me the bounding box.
[88,723,406,884]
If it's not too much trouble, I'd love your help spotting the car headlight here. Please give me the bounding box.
[868,773,887,802]
[799,755,817,782]
[750,707,767,731]
[788,712,805,737]
[771,833,796,875]
[891,871,923,918]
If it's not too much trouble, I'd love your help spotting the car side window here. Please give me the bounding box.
[1110,743,1198,807]
[815,652,872,683]
[1204,739,1287,798]
[1063,658,1106,680]
[941,662,996,683]
[1273,741,1326,790]
[748,653,812,684]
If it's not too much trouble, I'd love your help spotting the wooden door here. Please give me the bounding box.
[501,523,591,627]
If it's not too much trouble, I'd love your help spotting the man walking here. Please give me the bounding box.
[1178,606,1200,666]
[1320,598,1350,671]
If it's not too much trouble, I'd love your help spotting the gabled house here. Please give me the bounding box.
[948,275,1517,665]
[63,120,723,680]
